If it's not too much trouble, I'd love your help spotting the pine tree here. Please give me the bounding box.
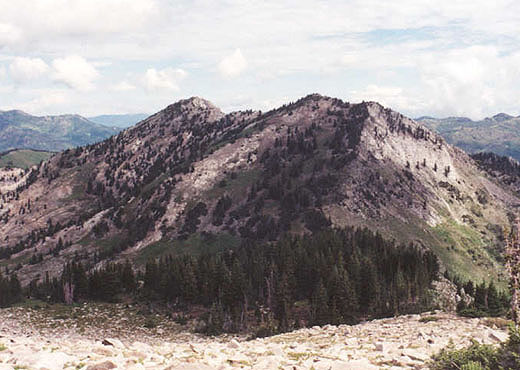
[474,282,488,310]
[274,272,291,332]
[359,259,380,313]
[505,216,520,324]
[487,281,501,315]
[311,280,330,326]
[121,260,136,293]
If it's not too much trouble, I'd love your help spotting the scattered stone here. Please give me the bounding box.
[87,360,117,370]
[0,306,510,370]
[166,364,213,370]
[402,349,430,362]
[489,330,508,343]
[105,338,125,349]
[335,359,379,369]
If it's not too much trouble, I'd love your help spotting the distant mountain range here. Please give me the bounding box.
[5,107,520,166]
[417,114,520,161]
[0,110,121,152]
[88,113,149,128]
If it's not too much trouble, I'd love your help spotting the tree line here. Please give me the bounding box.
[0,270,21,307]
[18,227,440,335]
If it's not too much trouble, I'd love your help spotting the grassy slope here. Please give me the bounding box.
[388,215,492,282]
[137,233,240,264]
[0,149,53,169]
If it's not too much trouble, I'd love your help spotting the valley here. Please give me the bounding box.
[0,149,54,169]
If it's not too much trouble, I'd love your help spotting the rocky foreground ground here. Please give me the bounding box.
[0,303,510,369]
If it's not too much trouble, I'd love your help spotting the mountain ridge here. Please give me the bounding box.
[417,114,520,161]
[1,94,518,286]
[88,113,150,128]
[0,110,121,153]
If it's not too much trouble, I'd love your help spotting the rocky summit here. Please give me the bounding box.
[1,94,518,285]
[0,304,510,370]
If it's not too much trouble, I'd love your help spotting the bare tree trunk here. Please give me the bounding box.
[63,281,74,305]
[505,216,520,325]
[241,293,248,330]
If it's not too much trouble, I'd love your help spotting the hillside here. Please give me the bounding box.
[418,114,520,161]
[471,152,520,197]
[0,110,121,152]
[1,94,519,288]
[0,149,54,169]
[88,113,149,128]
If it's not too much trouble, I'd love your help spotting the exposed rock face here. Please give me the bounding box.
[1,95,518,284]
[431,276,473,312]
[0,306,509,369]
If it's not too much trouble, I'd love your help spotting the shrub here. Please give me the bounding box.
[430,325,520,370]
[429,340,499,370]
[143,317,157,329]
[173,314,188,325]
[419,316,440,323]
[252,324,277,339]
[458,307,489,318]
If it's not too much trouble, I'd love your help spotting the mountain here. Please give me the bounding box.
[0,149,54,169]
[471,151,520,196]
[418,114,520,161]
[0,110,121,152]
[2,94,519,286]
[88,114,149,128]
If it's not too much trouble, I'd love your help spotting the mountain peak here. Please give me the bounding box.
[0,109,31,117]
[491,113,514,122]
[156,96,224,121]
[178,96,220,112]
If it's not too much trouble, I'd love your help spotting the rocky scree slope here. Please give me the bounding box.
[1,94,519,284]
[0,305,510,370]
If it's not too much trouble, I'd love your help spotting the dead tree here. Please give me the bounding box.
[63,281,74,305]
[505,216,520,325]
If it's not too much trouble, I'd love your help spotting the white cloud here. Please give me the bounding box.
[17,90,69,113]
[9,57,49,82]
[0,0,158,49]
[110,81,137,92]
[218,49,247,78]
[0,22,22,47]
[142,67,186,91]
[349,84,426,113]
[417,46,520,118]
[0,0,519,116]
[52,55,99,91]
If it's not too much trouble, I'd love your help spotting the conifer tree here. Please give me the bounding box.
[274,272,291,331]
[505,216,520,324]
[311,280,330,326]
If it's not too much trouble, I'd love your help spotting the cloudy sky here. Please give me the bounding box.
[0,0,519,119]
